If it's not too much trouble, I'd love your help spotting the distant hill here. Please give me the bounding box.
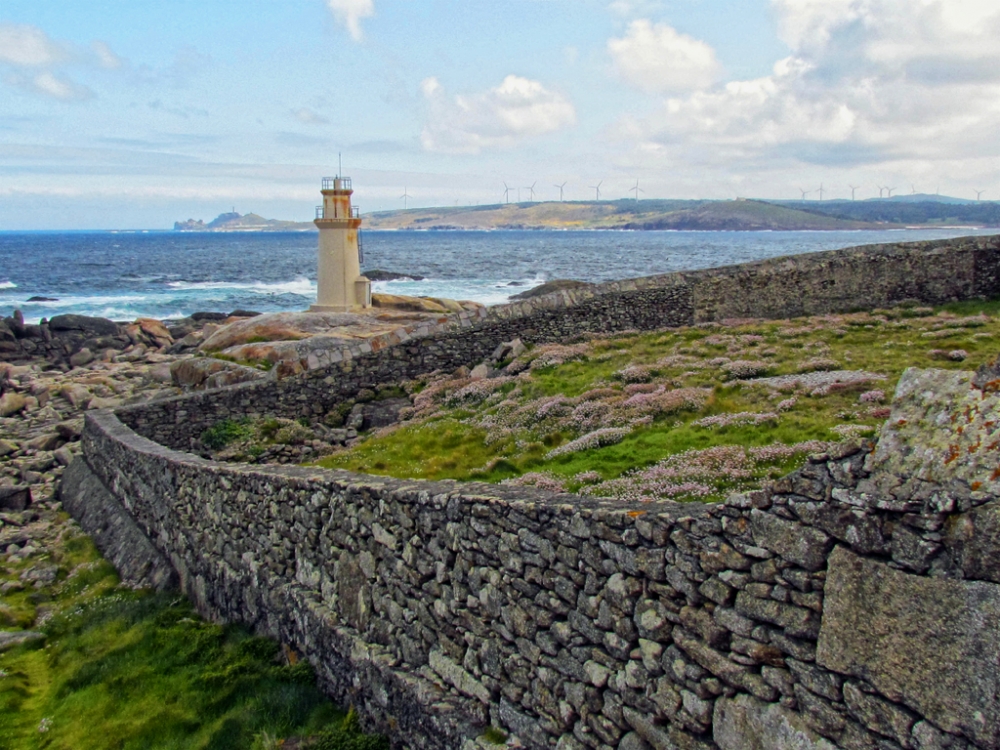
[174,212,315,232]
[772,199,999,227]
[880,193,976,205]
[364,199,887,231]
[176,197,999,233]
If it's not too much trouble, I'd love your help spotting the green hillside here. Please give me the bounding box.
[364,199,888,231]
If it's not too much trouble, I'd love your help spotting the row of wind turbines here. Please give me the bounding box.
[395,182,992,209]
[501,179,644,204]
[798,184,990,201]
[396,180,645,208]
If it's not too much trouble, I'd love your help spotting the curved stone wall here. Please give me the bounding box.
[118,234,1000,451]
[60,234,1000,749]
[64,366,1000,750]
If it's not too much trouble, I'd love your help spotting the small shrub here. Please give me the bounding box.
[275,422,313,445]
[613,364,654,383]
[693,412,778,429]
[796,357,839,373]
[482,726,508,745]
[721,360,771,380]
[201,418,253,450]
[545,427,630,459]
[310,707,389,750]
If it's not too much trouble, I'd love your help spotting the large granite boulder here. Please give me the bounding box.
[195,300,484,372]
[371,293,481,314]
[816,546,1000,748]
[170,357,269,389]
[510,279,594,301]
[49,314,120,336]
[855,367,1000,510]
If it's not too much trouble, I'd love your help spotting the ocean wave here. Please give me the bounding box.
[17,294,150,308]
[166,277,316,295]
[0,281,17,290]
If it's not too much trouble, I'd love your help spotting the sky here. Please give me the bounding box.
[1,0,999,229]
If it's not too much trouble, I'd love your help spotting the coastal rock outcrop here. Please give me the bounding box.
[197,299,486,373]
[509,278,594,300]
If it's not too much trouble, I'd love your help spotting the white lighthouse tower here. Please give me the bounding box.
[309,175,371,313]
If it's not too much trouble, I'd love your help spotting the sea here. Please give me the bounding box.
[1,228,997,325]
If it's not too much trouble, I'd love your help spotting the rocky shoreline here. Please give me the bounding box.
[0,293,486,558]
[0,308,260,576]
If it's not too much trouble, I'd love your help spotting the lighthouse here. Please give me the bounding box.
[309,175,371,313]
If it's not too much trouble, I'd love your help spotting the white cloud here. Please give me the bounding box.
[31,71,91,100]
[292,107,329,125]
[608,0,664,17]
[420,75,576,154]
[0,23,66,67]
[0,23,125,101]
[608,20,721,93]
[326,0,374,42]
[610,0,1000,185]
[91,41,123,70]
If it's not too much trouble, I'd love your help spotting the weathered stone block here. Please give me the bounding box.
[750,510,832,571]
[713,693,838,750]
[842,681,915,747]
[860,368,1000,506]
[943,499,1000,584]
[816,546,1000,748]
[734,591,820,640]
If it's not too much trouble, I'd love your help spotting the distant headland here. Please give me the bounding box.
[176,196,999,233]
[173,211,314,232]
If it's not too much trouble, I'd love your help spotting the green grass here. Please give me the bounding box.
[313,301,998,501]
[201,418,256,450]
[0,527,385,750]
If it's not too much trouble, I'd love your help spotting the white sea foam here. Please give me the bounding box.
[0,281,17,289]
[167,277,316,295]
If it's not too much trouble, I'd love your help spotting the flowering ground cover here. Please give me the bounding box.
[315,300,1000,503]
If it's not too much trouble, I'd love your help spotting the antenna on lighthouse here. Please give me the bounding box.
[339,152,343,178]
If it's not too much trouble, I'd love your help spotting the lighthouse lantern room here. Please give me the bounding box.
[309,176,371,313]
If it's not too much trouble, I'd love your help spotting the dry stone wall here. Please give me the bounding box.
[117,234,1000,451]
[65,365,1000,750]
[59,234,1000,749]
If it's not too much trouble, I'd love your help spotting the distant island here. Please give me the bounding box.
[176,196,999,233]
[174,211,314,232]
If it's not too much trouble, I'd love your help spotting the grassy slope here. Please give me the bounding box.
[364,199,887,231]
[314,300,1000,501]
[623,200,881,230]
[773,199,1000,227]
[0,529,385,750]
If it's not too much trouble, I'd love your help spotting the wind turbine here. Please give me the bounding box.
[590,181,603,201]
[400,187,411,210]
[817,183,825,201]
[799,188,812,200]
[502,182,511,204]
[848,184,860,201]
[886,186,897,198]
[524,182,537,201]
[877,185,885,198]
[553,181,567,201]
[975,189,986,201]
[911,184,918,195]
[630,179,644,201]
